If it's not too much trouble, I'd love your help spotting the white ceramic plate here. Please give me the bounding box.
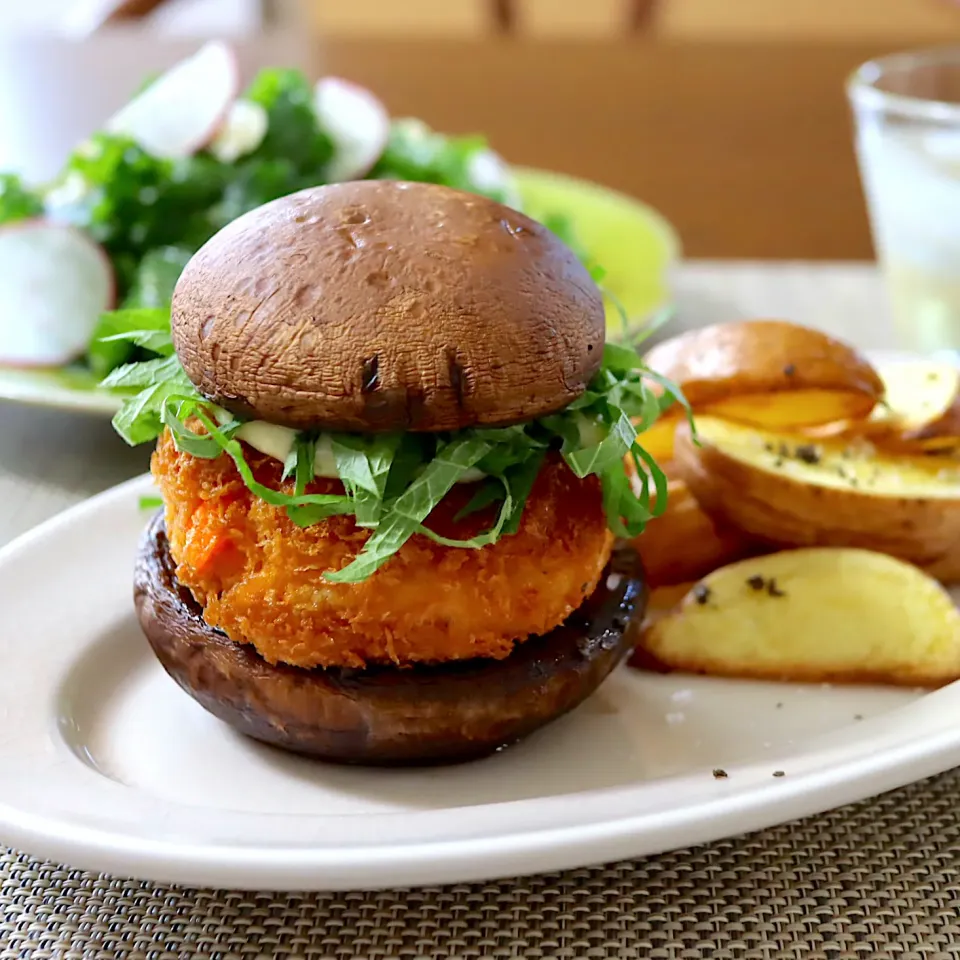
[2,472,960,891]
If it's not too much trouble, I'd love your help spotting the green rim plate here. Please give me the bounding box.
[514,166,681,338]
[0,364,119,416]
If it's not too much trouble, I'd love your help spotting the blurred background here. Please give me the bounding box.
[3,0,960,260]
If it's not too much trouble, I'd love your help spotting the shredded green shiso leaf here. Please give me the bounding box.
[102,313,689,584]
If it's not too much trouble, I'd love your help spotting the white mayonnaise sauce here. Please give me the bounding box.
[235,421,485,483]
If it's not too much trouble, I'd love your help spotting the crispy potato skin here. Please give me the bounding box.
[643,319,883,426]
[152,431,613,669]
[830,360,960,455]
[634,414,679,464]
[673,419,960,569]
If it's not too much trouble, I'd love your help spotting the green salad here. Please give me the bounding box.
[0,41,591,377]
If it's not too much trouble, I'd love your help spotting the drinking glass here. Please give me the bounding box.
[848,47,960,354]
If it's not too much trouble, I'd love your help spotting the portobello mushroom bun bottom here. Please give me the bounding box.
[105,179,682,766]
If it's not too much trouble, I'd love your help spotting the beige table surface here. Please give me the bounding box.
[7,261,960,960]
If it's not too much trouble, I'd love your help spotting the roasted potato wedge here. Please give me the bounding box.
[632,478,759,586]
[628,582,695,669]
[707,390,879,431]
[857,360,960,453]
[636,548,960,687]
[636,413,681,463]
[643,319,884,428]
[673,416,960,570]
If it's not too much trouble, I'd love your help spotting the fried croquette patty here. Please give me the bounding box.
[152,430,614,669]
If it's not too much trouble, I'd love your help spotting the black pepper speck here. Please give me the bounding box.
[794,444,821,465]
[693,583,711,606]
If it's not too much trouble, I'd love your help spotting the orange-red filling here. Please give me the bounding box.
[152,430,614,669]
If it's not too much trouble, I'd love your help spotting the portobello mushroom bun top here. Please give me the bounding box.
[106,178,679,604]
[170,179,605,432]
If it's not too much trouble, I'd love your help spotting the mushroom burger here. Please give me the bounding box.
[105,180,683,765]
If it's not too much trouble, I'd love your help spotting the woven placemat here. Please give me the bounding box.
[3,769,960,960]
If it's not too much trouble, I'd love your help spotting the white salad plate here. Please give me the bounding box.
[0,365,120,417]
[1,468,959,891]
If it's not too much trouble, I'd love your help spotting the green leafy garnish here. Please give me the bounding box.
[50,134,227,295]
[101,324,681,582]
[0,174,43,225]
[124,246,194,310]
[325,435,492,583]
[189,407,354,526]
[211,71,336,226]
[331,433,401,528]
[292,434,317,495]
[246,70,334,178]
[415,473,514,551]
[88,306,174,378]
[100,344,195,445]
[371,120,495,196]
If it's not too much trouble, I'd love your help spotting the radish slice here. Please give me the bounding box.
[467,149,523,210]
[0,222,114,368]
[107,40,239,159]
[314,77,390,181]
[209,100,269,164]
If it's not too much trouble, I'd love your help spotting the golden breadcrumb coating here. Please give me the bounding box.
[152,431,613,669]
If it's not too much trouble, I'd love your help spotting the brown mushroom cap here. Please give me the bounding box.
[171,180,605,432]
[134,512,647,766]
